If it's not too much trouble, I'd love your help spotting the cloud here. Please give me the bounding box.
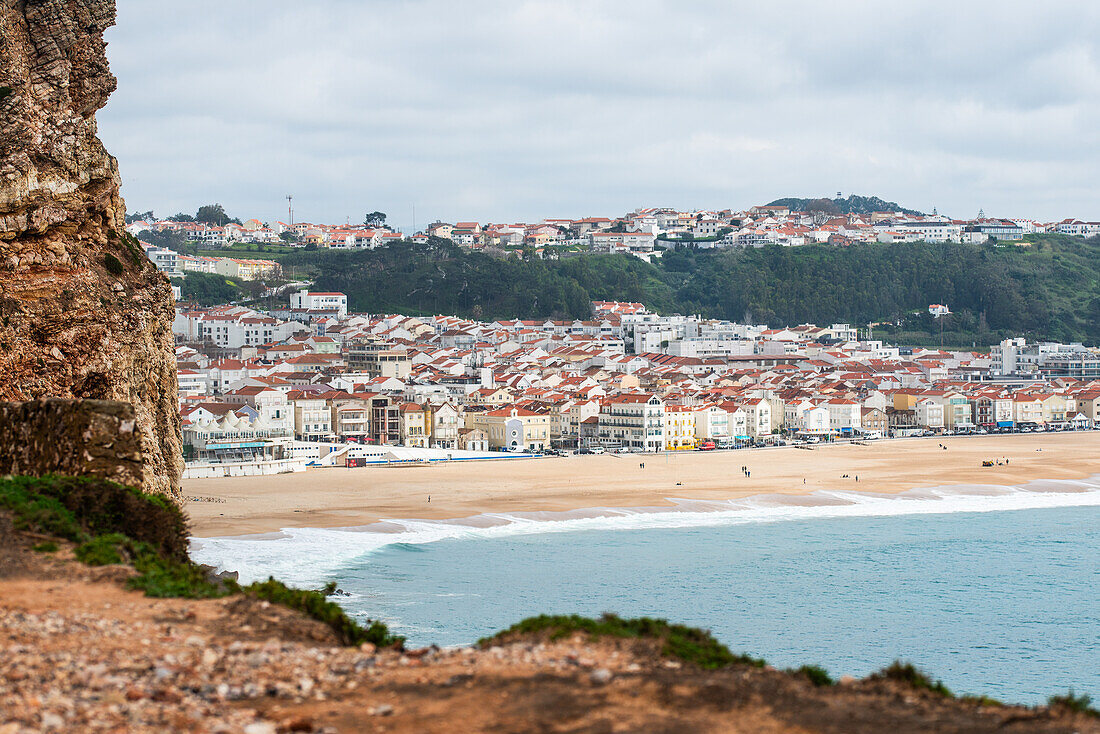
[99,0,1100,226]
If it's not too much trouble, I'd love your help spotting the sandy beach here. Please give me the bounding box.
[185,433,1100,537]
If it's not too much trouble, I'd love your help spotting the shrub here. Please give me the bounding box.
[31,541,58,553]
[74,533,131,565]
[1048,690,1097,716]
[0,475,399,647]
[0,475,188,561]
[245,578,402,648]
[794,664,834,687]
[103,253,124,275]
[873,661,953,698]
[481,613,764,670]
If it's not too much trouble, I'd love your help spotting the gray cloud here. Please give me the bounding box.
[100,1,1100,227]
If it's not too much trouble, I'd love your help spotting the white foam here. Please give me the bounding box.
[189,476,1100,587]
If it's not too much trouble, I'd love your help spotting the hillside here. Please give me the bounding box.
[307,235,1100,345]
[767,194,925,216]
[3,475,1097,733]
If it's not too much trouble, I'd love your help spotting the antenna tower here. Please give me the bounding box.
[287,195,294,227]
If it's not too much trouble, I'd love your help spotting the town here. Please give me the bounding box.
[128,200,1100,275]
[173,285,1100,478]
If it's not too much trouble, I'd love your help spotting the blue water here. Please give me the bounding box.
[332,505,1099,704]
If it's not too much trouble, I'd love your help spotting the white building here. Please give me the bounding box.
[290,290,348,319]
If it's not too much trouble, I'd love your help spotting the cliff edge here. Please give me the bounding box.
[0,0,181,497]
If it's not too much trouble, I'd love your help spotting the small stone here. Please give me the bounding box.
[41,712,65,730]
[590,668,613,685]
[185,635,204,647]
[202,648,218,666]
[243,724,277,734]
[370,704,394,717]
[358,642,376,655]
[298,677,314,695]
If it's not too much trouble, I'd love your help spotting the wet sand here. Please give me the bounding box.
[185,433,1100,537]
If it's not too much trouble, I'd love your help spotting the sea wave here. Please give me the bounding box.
[189,475,1100,587]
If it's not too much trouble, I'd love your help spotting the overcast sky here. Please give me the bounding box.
[99,1,1100,229]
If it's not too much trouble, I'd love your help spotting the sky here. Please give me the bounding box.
[99,1,1100,230]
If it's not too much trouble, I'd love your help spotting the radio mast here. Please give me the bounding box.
[286,195,294,227]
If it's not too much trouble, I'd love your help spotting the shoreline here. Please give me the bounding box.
[185,433,1100,538]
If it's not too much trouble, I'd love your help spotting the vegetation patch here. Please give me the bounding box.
[171,272,247,306]
[1048,690,1097,717]
[103,253,124,275]
[481,613,764,670]
[300,233,1100,344]
[0,475,401,647]
[31,540,58,553]
[872,661,953,698]
[792,664,834,687]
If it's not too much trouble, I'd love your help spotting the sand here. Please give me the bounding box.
[185,433,1100,537]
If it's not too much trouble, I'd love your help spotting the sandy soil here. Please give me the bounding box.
[185,433,1100,537]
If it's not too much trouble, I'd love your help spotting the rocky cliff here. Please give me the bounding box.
[0,0,181,497]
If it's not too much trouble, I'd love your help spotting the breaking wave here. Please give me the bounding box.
[189,475,1100,587]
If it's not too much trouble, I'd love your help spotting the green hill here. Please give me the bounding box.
[303,235,1100,346]
[767,194,924,217]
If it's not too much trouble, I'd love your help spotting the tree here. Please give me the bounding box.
[125,210,154,224]
[806,198,841,216]
[364,211,387,228]
[195,203,233,226]
[171,212,195,222]
[137,228,188,251]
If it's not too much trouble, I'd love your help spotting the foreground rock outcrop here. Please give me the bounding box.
[0,0,181,497]
[0,399,145,489]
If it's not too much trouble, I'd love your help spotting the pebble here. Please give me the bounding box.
[370,703,394,716]
[590,668,613,685]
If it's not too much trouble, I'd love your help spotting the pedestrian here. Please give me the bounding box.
[428,495,431,503]
[855,475,859,482]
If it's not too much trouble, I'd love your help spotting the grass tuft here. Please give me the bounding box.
[481,613,764,670]
[1048,690,1097,717]
[873,661,953,698]
[31,541,58,553]
[792,664,834,687]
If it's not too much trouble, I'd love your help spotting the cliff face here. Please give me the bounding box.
[0,0,181,497]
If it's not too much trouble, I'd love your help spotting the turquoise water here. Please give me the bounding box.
[331,505,1099,705]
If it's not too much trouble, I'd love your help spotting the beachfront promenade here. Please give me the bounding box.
[185,432,1100,537]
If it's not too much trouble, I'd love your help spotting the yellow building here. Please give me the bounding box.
[664,404,696,450]
[398,403,429,447]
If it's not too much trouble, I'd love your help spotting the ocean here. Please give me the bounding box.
[191,477,1100,705]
